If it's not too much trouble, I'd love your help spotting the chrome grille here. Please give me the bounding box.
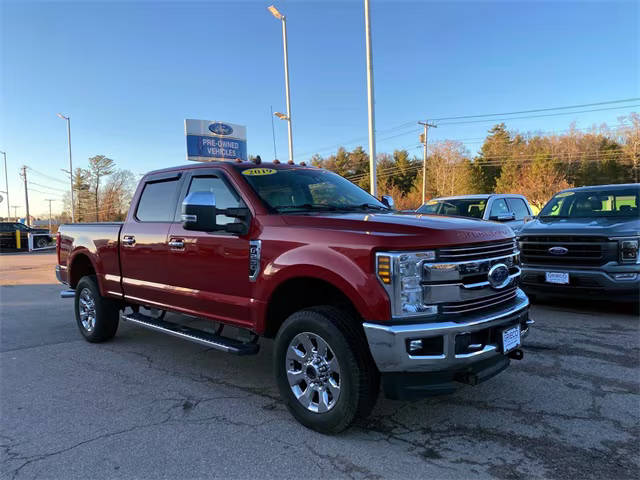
[441,287,518,315]
[438,239,517,262]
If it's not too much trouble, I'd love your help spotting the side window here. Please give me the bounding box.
[489,198,509,218]
[506,198,530,220]
[187,175,244,226]
[136,179,180,222]
[0,224,10,232]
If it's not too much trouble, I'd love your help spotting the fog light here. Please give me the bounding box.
[408,339,423,352]
[614,273,637,281]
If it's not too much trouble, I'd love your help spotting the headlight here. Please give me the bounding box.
[619,239,639,264]
[376,251,438,318]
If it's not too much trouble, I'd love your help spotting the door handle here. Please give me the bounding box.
[168,240,184,249]
[122,235,136,246]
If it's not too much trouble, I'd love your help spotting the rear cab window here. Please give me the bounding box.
[136,178,181,222]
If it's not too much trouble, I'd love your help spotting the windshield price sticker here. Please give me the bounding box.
[242,168,277,176]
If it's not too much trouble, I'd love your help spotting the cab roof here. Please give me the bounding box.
[559,183,640,192]
[144,160,319,177]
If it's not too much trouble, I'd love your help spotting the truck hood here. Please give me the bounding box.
[520,216,640,237]
[281,212,514,248]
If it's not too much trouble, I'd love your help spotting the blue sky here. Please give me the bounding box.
[1,0,638,215]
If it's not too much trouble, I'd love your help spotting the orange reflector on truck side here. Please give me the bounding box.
[377,255,391,284]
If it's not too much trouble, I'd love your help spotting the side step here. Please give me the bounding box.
[121,312,259,355]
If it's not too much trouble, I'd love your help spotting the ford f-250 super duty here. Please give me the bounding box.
[56,160,533,433]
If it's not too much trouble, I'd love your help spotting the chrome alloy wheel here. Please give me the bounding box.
[286,332,341,413]
[78,288,97,332]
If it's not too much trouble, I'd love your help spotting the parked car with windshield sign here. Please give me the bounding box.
[518,184,639,302]
[416,194,534,233]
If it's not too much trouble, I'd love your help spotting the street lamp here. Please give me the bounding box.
[268,5,294,164]
[363,0,377,196]
[0,151,9,218]
[56,113,74,222]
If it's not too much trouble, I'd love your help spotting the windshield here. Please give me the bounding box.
[237,167,388,213]
[416,198,487,219]
[539,188,639,218]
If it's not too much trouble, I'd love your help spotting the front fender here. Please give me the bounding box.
[255,244,390,323]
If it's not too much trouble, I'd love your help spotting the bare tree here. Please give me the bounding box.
[88,155,115,221]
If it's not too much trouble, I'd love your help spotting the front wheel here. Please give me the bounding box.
[274,306,379,434]
[74,275,119,342]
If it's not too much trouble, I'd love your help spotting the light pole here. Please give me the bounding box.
[0,151,8,218]
[56,113,74,222]
[364,0,377,196]
[268,5,294,164]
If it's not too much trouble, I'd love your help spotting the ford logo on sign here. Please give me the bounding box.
[208,122,233,136]
[488,263,510,289]
[548,246,568,255]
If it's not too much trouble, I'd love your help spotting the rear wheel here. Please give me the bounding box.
[35,237,49,249]
[274,306,379,434]
[74,275,119,342]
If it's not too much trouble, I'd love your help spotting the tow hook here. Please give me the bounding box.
[508,348,524,360]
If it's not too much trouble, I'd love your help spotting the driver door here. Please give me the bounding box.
[164,168,254,330]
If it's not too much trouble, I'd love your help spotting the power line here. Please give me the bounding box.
[436,105,639,126]
[429,98,639,122]
[28,181,67,193]
[26,167,68,185]
[299,98,638,157]
[343,149,629,182]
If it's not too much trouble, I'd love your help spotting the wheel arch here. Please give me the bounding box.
[68,251,98,290]
[263,276,362,339]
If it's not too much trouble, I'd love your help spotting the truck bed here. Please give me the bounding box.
[57,222,124,297]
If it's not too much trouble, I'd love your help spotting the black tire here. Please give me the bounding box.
[274,306,380,434]
[74,275,119,343]
[35,237,48,249]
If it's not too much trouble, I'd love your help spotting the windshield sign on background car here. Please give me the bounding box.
[539,189,639,218]
[417,199,487,219]
[237,167,388,213]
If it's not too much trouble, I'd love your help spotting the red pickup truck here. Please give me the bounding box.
[56,161,532,433]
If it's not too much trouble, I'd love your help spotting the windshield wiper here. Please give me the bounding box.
[340,203,390,212]
[275,203,340,212]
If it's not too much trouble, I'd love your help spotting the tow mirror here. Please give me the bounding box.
[490,212,516,222]
[380,195,395,210]
[182,191,251,235]
[182,191,218,232]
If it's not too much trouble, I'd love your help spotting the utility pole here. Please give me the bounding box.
[0,151,9,218]
[45,199,55,231]
[418,121,437,204]
[20,166,30,226]
[364,0,377,196]
[12,205,20,220]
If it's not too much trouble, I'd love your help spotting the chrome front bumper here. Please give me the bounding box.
[363,289,531,372]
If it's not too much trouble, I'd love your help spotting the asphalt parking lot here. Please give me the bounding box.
[1,252,638,479]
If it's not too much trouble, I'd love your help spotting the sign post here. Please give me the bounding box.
[185,119,247,162]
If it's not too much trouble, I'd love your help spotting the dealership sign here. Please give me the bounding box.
[185,119,247,162]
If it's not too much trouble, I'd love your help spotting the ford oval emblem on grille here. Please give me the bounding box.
[488,263,510,289]
[548,246,568,255]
